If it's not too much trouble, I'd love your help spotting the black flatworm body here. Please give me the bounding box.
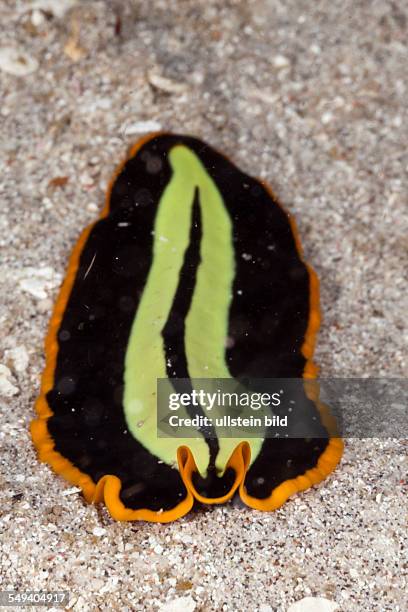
[31,133,343,522]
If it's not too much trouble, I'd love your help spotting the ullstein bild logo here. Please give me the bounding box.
[156,378,408,439]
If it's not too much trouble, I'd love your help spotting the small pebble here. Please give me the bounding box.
[288,597,339,612]
[0,47,38,76]
[147,71,187,94]
[61,487,81,496]
[19,278,48,299]
[158,596,196,612]
[0,364,19,397]
[37,298,53,313]
[18,267,60,300]
[29,0,79,19]
[124,120,162,135]
[5,346,29,374]
[273,54,290,68]
[321,111,333,125]
[92,527,107,537]
[31,9,45,27]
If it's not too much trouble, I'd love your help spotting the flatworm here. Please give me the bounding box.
[31,133,343,522]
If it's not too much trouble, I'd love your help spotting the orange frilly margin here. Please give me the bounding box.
[30,132,343,522]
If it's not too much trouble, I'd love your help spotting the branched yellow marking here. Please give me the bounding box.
[124,145,264,476]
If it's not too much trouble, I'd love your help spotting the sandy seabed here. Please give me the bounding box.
[0,1,407,611]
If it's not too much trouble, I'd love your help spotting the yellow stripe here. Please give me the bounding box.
[123,144,265,476]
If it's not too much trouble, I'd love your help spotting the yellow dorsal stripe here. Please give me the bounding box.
[123,145,264,476]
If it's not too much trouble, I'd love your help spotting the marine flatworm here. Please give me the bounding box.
[31,133,343,522]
